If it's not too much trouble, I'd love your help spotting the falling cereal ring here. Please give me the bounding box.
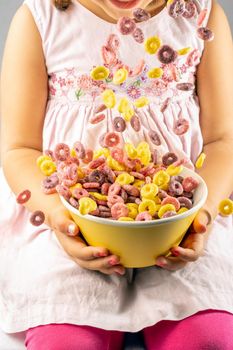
[104,132,121,147]
[157,45,178,64]
[113,116,126,132]
[130,114,141,132]
[16,190,31,204]
[173,118,189,135]
[117,16,136,35]
[30,210,45,226]
[162,152,178,166]
[218,199,233,216]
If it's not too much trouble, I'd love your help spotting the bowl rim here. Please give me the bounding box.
[60,167,208,227]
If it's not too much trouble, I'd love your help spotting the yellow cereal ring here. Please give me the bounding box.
[133,180,145,189]
[124,143,138,159]
[147,67,163,79]
[137,141,150,152]
[122,107,135,122]
[70,148,77,157]
[141,183,158,199]
[177,47,191,55]
[195,152,206,169]
[218,199,233,216]
[93,148,110,159]
[118,97,130,113]
[107,156,125,171]
[89,192,108,201]
[70,183,83,192]
[158,204,176,218]
[138,199,157,216]
[126,203,139,219]
[90,66,109,80]
[177,207,189,214]
[153,170,170,186]
[158,183,169,191]
[113,68,128,85]
[134,97,149,108]
[153,196,161,204]
[137,149,151,166]
[116,173,134,185]
[40,160,56,176]
[77,167,85,179]
[118,217,134,221]
[166,164,183,176]
[144,36,162,55]
[79,197,97,215]
[36,155,51,168]
[102,89,116,108]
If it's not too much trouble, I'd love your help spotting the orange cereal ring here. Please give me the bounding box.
[122,184,140,197]
[161,196,180,211]
[104,132,120,147]
[111,202,129,219]
[182,176,199,192]
[89,157,106,169]
[111,148,124,163]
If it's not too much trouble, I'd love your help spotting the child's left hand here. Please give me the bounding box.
[155,210,211,271]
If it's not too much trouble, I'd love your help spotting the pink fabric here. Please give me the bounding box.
[25,323,124,350]
[143,309,233,350]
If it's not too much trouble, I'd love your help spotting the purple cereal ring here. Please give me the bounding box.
[136,211,152,221]
[171,175,184,183]
[109,183,121,196]
[120,188,128,203]
[197,27,214,41]
[111,202,129,220]
[54,143,70,162]
[161,196,180,211]
[56,184,72,200]
[132,28,144,44]
[122,184,140,197]
[182,176,199,192]
[73,141,86,159]
[89,157,106,169]
[89,208,100,217]
[88,170,106,185]
[148,130,162,146]
[168,0,185,18]
[98,205,111,212]
[113,116,126,132]
[169,180,183,196]
[173,118,190,135]
[130,114,141,132]
[102,165,116,183]
[183,191,194,199]
[104,132,120,148]
[132,8,151,22]
[16,189,31,204]
[176,83,194,91]
[162,211,177,218]
[127,196,137,203]
[117,16,136,35]
[90,113,106,125]
[73,188,90,199]
[69,197,79,209]
[99,211,112,218]
[177,196,193,209]
[158,189,168,200]
[157,45,178,64]
[162,152,178,166]
[30,210,45,226]
[101,182,111,195]
[96,199,108,206]
[182,0,196,18]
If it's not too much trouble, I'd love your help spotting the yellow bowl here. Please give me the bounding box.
[60,167,208,268]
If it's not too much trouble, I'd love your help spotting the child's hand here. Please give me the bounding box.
[155,209,210,271]
[49,206,125,276]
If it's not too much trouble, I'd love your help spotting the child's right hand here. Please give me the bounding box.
[48,205,126,276]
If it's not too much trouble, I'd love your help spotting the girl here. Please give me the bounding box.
[1,0,233,349]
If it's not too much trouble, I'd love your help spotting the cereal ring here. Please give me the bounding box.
[120,188,128,202]
[122,184,140,197]
[108,194,125,207]
[79,197,97,215]
[153,170,170,187]
[99,211,112,218]
[16,189,31,204]
[177,207,189,214]
[218,199,233,216]
[101,183,111,195]
[40,160,56,176]
[161,196,180,211]
[91,66,110,81]
[157,45,178,64]
[42,173,59,190]
[82,149,94,164]
[182,0,196,18]
[130,172,145,180]
[56,184,72,200]
[157,189,168,200]
[197,27,214,41]
[168,0,185,18]
[54,143,70,162]
[94,104,107,114]
[102,165,116,183]
[117,17,136,35]
[30,210,45,226]
[88,170,106,185]
[136,212,152,221]
[169,180,183,196]
[89,156,106,169]
[73,141,86,159]
[141,183,158,199]
[113,117,126,132]
[109,183,122,196]
[132,8,151,22]
[166,164,183,176]
[89,192,108,201]
[176,83,194,91]
[90,113,106,124]
[43,149,54,160]
[73,188,90,199]
[132,28,144,44]
[197,8,207,26]
[138,199,157,216]
[104,132,120,147]
[195,152,206,169]
[110,201,128,219]
[98,205,111,212]
[162,211,177,218]
[173,118,190,135]
[116,172,134,186]
[182,176,199,192]
[182,191,193,199]
[148,130,162,146]
[130,114,141,132]
[111,148,124,163]
[102,89,116,109]
[113,68,128,85]
[126,203,138,219]
[69,197,79,209]
[177,196,193,209]
[162,152,178,166]
[144,36,161,55]
[106,34,120,52]
[158,204,176,218]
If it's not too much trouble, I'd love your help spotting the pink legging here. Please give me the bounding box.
[25,310,233,350]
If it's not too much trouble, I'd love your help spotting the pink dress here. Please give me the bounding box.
[0,0,233,333]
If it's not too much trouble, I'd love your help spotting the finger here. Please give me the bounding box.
[68,236,110,261]
[76,254,125,274]
[170,233,204,262]
[155,256,187,271]
[53,207,80,237]
[192,210,209,233]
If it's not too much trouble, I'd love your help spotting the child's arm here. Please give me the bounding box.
[0,5,124,275]
[156,1,233,270]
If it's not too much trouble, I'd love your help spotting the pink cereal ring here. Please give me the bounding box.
[62,178,78,187]
[89,157,106,169]
[117,16,136,35]
[186,49,200,67]
[82,149,94,164]
[73,141,86,159]
[109,183,121,196]
[130,114,141,132]
[111,202,129,220]
[90,113,106,125]
[56,184,72,200]
[130,171,145,180]
[169,180,183,196]
[66,163,78,180]
[54,143,70,162]
[162,211,177,218]
[173,118,190,135]
[132,27,144,44]
[182,176,199,192]
[16,189,31,204]
[83,182,101,189]
[30,210,45,226]
[108,194,124,205]
[101,183,111,195]
[73,188,90,199]
[182,0,196,19]
[104,132,120,147]
[136,212,152,221]
[69,197,79,209]
[106,34,120,52]
[111,147,124,163]
[122,185,140,197]
[197,8,207,26]
[161,196,180,211]
[44,149,55,160]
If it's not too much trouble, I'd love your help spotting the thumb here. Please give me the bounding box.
[52,206,80,237]
[192,209,210,233]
